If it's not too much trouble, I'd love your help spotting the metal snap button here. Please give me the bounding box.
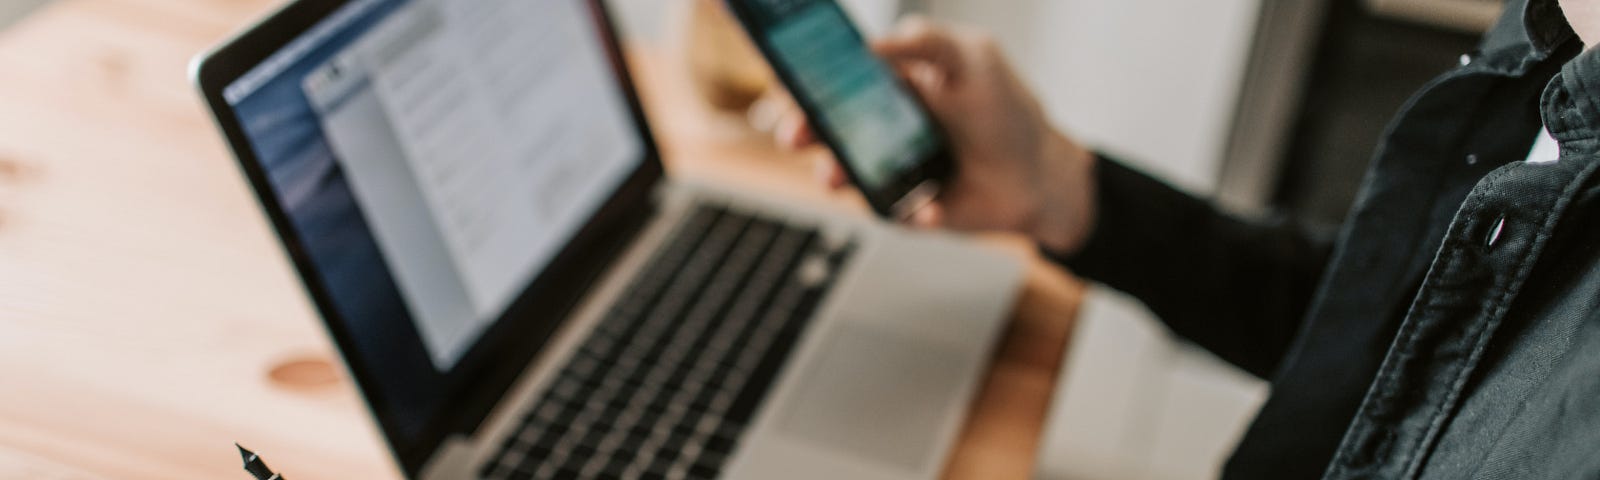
[1485,216,1506,248]
[1466,153,1480,165]
[1459,53,1473,66]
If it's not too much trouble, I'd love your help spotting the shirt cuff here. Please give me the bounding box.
[1041,152,1184,283]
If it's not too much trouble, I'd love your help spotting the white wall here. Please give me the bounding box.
[924,0,1259,193]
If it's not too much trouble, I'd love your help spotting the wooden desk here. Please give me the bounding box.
[0,0,1083,478]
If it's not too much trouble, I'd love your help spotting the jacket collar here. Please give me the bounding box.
[1474,0,1575,75]
[1525,0,1576,54]
[1497,0,1600,150]
[1543,47,1600,150]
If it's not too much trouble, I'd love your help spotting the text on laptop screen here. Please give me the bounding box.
[223,0,642,405]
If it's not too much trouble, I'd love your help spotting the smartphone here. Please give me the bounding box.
[725,0,954,219]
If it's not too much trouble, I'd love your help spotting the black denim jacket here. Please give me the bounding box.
[1055,0,1600,477]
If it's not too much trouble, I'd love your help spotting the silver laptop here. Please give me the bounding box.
[192,0,1021,478]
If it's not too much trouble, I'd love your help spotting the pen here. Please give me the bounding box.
[236,443,285,480]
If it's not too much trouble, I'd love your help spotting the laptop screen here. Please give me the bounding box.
[221,0,645,445]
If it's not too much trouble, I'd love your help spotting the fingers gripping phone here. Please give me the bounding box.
[726,0,954,219]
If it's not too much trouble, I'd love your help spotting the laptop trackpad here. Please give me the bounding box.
[775,324,968,471]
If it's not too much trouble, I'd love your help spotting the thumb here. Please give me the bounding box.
[895,61,953,110]
[872,17,964,76]
[906,201,945,229]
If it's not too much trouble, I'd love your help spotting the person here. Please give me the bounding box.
[774,0,1600,477]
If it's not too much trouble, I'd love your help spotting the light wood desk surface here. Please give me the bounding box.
[0,0,1084,478]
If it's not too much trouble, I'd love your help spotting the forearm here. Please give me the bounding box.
[1045,154,1334,378]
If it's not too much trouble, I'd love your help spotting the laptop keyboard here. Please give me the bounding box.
[479,205,853,480]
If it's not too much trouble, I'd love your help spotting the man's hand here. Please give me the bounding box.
[773,17,1099,255]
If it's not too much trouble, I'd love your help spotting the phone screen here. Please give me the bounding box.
[731,0,948,214]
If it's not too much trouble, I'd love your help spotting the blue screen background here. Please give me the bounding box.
[227,0,448,440]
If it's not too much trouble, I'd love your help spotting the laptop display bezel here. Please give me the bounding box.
[191,0,664,474]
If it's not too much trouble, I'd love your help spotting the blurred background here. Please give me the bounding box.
[0,0,1499,478]
[597,0,1497,478]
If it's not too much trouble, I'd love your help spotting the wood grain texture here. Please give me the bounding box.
[0,0,1083,478]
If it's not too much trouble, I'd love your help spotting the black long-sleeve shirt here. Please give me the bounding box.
[1047,1,1600,477]
[1060,158,1333,379]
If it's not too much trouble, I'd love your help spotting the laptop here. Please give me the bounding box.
[192,0,1021,478]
